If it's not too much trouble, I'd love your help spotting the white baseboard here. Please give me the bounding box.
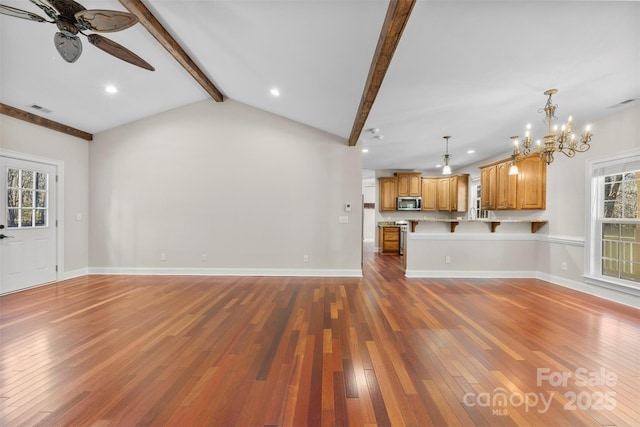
[88,267,363,278]
[537,272,639,309]
[405,270,536,278]
[404,269,638,308]
[61,268,89,281]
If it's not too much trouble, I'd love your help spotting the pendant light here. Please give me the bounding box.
[442,136,452,175]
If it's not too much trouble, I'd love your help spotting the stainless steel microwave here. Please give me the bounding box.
[397,196,422,210]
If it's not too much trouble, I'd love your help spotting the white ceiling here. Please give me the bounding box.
[1,1,639,174]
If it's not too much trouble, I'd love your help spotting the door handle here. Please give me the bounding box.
[0,234,14,239]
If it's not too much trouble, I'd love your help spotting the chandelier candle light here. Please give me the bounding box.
[513,89,592,165]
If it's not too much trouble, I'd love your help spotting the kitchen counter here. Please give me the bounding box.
[407,219,548,233]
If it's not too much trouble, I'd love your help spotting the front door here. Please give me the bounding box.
[0,156,57,294]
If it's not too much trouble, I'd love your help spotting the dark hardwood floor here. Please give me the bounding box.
[1,244,638,426]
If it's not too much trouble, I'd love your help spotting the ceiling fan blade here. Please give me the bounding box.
[87,34,154,71]
[54,31,82,63]
[75,9,138,33]
[0,4,48,22]
[28,0,58,20]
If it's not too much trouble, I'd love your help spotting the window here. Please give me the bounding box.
[6,167,49,228]
[587,151,640,289]
[469,181,488,219]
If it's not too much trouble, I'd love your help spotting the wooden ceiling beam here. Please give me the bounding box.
[119,0,224,102]
[0,103,93,141]
[348,0,415,146]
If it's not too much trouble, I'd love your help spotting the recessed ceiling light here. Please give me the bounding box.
[105,85,118,94]
[362,149,369,153]
[435,164,442,168]
[270,88,280,97]
[467,149,475,154]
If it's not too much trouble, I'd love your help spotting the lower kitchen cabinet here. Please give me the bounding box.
[380,226,400,254]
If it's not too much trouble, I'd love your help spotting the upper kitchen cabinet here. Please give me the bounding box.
[496,161,518,210]
[479,154,546,210]
[480,164,497,210]
[421,177,437,211]
[517,154,547,209]
[396,172,422,197]
[438,174,469,212]
[378,177,397,211]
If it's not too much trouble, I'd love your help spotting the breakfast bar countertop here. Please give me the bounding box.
[407,218,548,233]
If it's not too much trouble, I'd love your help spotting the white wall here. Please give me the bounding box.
[89,99,363,276]
[0,115,90,277]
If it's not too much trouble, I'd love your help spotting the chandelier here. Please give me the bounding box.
[512,89,592,165]
[442,135,452,175]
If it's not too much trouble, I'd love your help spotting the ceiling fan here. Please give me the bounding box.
[0,0,154,70]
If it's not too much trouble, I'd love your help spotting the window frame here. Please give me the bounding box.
[585,150,640,292]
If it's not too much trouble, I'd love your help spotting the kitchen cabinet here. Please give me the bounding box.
[380,226,400,254]
[437,174,469,212]
[517,154,546,209]
[378,177,397,211]
[421,177,437,211]
[437,177,450,210]
[496,161,517,210]
[479,154,546,210]
[480,164,497,210]
[396,172,422,197]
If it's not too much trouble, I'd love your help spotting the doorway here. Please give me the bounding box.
[1,156,58,294]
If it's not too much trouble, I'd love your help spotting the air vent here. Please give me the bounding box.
[27,104,53,114]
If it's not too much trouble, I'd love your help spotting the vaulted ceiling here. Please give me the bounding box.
[1,1,638,174]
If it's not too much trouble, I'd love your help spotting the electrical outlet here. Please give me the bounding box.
[202,253,207,262]
[339,216,349,223]
[160,253,167,261]
[561,262,567,271]
[303,255,309,262]
[445,256,451,264]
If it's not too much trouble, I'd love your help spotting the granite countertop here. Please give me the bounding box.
[377,221,409,227]
[409,218,547,223]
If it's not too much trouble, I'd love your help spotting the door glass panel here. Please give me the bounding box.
[21,170,33,189]
[7,168,19,187]
[21,209,33,227]
[5,168,48,229]
[35,210,46,226]
[21,190,33,208]
[35,191,47,208]
[36,172,47,190]
[8,189,19,207]
[7,209,19,227]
